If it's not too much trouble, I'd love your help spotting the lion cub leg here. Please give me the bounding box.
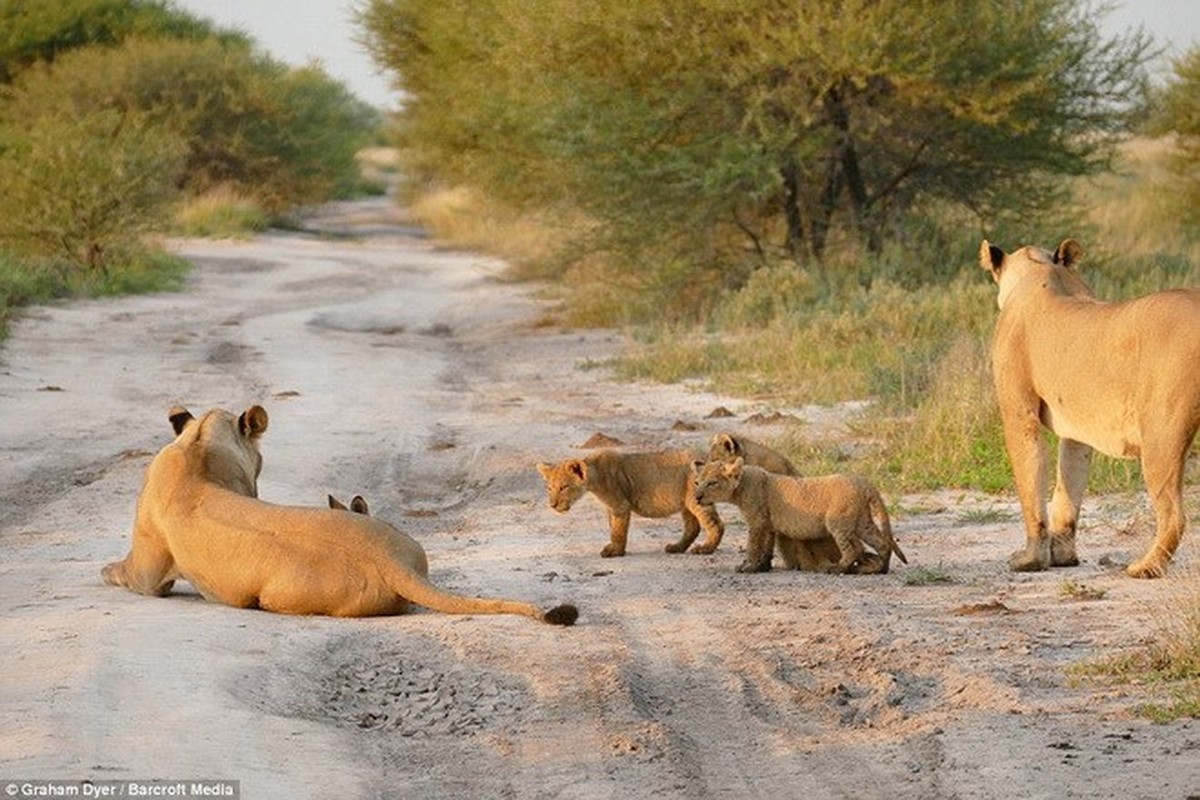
[602,508,632,557]
[823,521,865,575]
[683,498,725,555]
[736,526,776,573]
[665,508,701,554]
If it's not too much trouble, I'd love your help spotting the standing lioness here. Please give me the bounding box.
[981,239,1200,577]
[537,449,724,557]
[103,405,577,624]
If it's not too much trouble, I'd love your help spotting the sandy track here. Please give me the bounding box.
[1,195,1197,799]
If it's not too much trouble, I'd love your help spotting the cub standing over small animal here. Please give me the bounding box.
[102,405,577,624]
[537,448,724,557]
[691,458,906,574]
[707,431,841,568]
[981,238,1200,578]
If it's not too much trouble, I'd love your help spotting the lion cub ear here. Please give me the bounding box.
[712,432,736,455]
[690,459,706,474]
[350,495,370,515]
[239,405,269,438]
[567,459,587,481]
[979,239,1004,280]
[168,406,194,436]
[726,457,745,478]
[1053,239,1084,270]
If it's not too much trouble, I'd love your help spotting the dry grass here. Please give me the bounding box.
[1070,571,1200,721]
[174,184,268,238]
[407,186,566,267]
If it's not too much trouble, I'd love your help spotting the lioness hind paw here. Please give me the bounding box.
[1126,559,1167,579]
[543,604,579,626]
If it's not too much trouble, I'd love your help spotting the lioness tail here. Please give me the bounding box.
[385,562,578,626]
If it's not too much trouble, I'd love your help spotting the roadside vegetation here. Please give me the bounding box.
[0,0,383,339]
[361,0,1200,716]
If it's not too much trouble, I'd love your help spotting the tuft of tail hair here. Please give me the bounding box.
[543,604,579,626]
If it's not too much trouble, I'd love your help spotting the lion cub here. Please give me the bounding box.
[691,458,906,574]
[537,449,724,557]
[708,432,799,476]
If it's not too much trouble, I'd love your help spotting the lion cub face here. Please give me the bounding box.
[691,458,742,506]
[536,460,588,513]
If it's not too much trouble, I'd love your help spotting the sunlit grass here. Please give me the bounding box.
[174,184,269,238]
[1069,577,1200,722]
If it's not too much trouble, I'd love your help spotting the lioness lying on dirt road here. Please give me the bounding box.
[102,405,577,624]
[691,458,906,574]
[981,238,1200,578]
[537,448,724,557]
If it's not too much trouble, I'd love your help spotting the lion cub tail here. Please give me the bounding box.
[385,564,578,626]
[870,489,908,565]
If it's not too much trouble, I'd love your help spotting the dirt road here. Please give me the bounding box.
[1,195,1197,799]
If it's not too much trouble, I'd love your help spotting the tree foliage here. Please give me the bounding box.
[0,0,381,280]
[0,37,379,210]
[0,0,237,83]
[1152,47,1200,221]
[0,108,183,270]
[361,0,1153,289]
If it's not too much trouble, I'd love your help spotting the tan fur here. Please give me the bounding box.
[706,432,843,565]
[691,458,906,574]
[102,406,577,624]
[981,239,1200,578]
[708,432,799,476]
[537,449,724,557]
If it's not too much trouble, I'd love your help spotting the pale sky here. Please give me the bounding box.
[171,0,1200,111]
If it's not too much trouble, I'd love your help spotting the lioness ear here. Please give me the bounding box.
[239,405,269,438]
[168,406,194,436]
[1054,238,1084,270]
[979,239,1004,279]
[690,459,705,474]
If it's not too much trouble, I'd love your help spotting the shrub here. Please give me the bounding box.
[0,108,183,272]
[0,37,380,214]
